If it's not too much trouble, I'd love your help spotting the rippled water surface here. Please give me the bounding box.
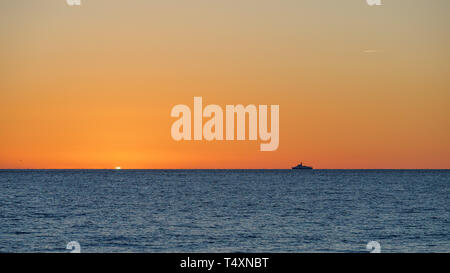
[0,170,449,252]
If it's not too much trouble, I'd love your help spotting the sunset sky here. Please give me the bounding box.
[1,0,449,169]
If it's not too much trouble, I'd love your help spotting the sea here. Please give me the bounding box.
[0,170,448,253]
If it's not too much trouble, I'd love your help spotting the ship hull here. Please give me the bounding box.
[291,166,313,170]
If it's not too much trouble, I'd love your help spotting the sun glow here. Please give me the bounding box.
[115,167,121,170]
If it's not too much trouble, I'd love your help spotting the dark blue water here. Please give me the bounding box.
[0,170,448,253]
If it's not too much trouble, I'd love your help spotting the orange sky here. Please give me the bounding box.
[1,0,449,169]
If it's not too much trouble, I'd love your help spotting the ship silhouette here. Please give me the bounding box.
[291,162,313,170]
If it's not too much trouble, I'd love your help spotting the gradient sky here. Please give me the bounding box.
[1,0,449,169]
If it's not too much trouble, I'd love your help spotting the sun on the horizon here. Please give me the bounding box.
[115,166,121,170]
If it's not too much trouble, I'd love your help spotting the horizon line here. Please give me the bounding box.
[0,168,449,171]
